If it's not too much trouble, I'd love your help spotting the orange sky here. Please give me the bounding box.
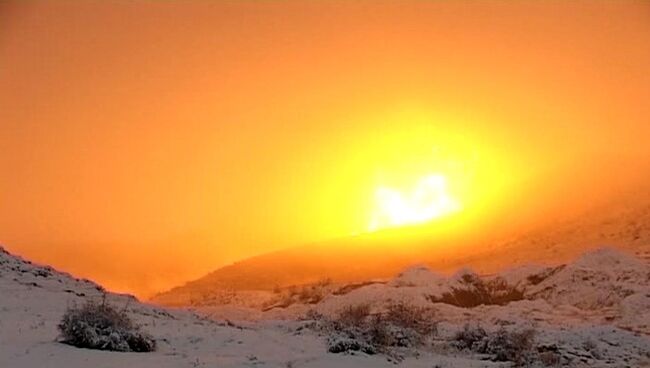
[1,1,649,298]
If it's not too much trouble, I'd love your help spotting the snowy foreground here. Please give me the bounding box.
[1,246,649,367]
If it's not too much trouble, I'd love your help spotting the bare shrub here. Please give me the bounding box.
[263,279,332,311]
[453,324,536,366]
[582,338,602,359]
[526,265,565,286]
[429,274,523,307]
[58,298,155,352]
[318,303,438,359]
[336,304,371,327]
[486,327,536,365]
[452,323,488,351]
[324,304,377,355]
[385,302,438,337]
[297,285,324,304]
[327,336,376,355]
[332,281,385,296]
[303,308,325,321]
[539,351,561,366]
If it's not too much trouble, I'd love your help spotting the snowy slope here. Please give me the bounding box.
[0,245,524,368]
[153,198,650,306]
[262,248,650,330]
[246,248,650,367]
[526,248,650,308]
[2,244,649,367]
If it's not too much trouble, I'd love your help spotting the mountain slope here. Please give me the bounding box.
[196,247,650,367]
[152,195,650,306]
[0,246,409,368]
[3,243,649,367]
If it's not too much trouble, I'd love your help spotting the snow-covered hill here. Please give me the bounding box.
[2,244,650,367]
[525,248,649,309]
[152,198,650,307]
[195,248,650,366]
[0,246,440,368]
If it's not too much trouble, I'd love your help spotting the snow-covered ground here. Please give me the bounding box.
[2,245,649,367]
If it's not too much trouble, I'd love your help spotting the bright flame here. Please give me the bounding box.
[369,174,460,231]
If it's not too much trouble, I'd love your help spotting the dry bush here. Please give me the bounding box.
[582,338,598,356]
[526,265,565,286]
[385,302,438,337]
[452,323,488,351]
[332,281,385,296]
[263,279,332,310]
[429,274,523,307]
[318,303,438,359]
[453,324,536,366]
[486,327,536,365]
[303,308,325,321]
[58,298,155,352]
[336,304,371,327]
[539,351,561,366]
[297,286,321,304]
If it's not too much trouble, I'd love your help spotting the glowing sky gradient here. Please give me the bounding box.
[1,1,649,297]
